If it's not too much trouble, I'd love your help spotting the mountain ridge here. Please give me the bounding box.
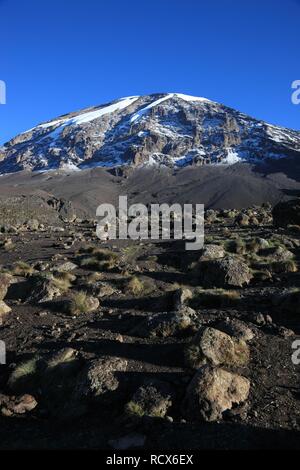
[1,93,300,175]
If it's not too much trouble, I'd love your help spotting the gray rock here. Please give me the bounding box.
[0,300,11,320]
[25,274,62,303]
[173,287,193,310]
[25,219,40,231]
[216,318,255,342]
[59,200,77,223]
[51,261,78,273]
[0,274,12,300]
[0,394,38,417]
[134,307,195,338]
[185,327,249,369]
[200,256,253,288]
[199,244,225,261]
[183,365,250,422]
[73,357,128,402]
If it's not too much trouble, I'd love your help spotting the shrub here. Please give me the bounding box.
[127,276,145,296]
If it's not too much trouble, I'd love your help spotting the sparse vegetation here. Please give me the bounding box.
[52,272,75,292]
[8,357,41,393]
[126,276,145,296]
[78,247,118,271]
[190,288,241,308]
[64,291,100,315]
[12,261,35,276]
[125,401,145,417]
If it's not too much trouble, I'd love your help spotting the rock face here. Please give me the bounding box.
[183,365,250,422]
[1,93,300,174]
[273,199,300,227]
[200,257,253,288]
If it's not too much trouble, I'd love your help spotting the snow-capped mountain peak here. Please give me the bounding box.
[0,93,299,174]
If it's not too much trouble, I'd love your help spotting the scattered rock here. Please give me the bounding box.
[25,274,62,303]
[183,365,250,422]
[134,307,195,338]
[0,394,38,417]
[185,327,250,369]
[0,300,12,319]
[62,293,100,315]
[200,257,253,288]
[199,244,225,261]
[235,213,250,226]
[73,357,128,403]
[0,273,12,300]
[25,219,40,231]
[173,287,193,310]
[52,261,78,273]
[216,318,255,342]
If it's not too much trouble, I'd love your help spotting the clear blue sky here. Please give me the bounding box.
[0,0,299,145]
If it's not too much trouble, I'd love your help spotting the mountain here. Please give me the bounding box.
[1,93,300,174]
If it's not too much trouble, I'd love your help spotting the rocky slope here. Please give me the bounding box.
[0,203,300,449]
[1,93,300,174]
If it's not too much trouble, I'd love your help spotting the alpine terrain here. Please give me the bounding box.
[1,93,300,174]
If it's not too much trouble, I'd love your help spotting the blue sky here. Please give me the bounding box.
[0,0,299,144]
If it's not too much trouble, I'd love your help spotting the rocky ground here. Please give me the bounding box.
[0,202,300,449]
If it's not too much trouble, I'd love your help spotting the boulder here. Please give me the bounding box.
[235,213,250,226]
[268,246,294,262]
[25,219,40,231]
[0,300,12,319]
[185,327,249,369]
[216,318,255,342]
[0,273,12,300]
[25,273,62,303]
[173,287,193,310]
[134,307,195,338]
[59,200,77,223]
[183,365,250,422]
[199,244,225,261]
[0,394,38,417]
[200,257,253,288]
[51,261,78,273]
[73,357,128,402]
[62,293,100,315]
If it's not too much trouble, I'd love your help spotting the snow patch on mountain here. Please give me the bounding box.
[25,96,139,137]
